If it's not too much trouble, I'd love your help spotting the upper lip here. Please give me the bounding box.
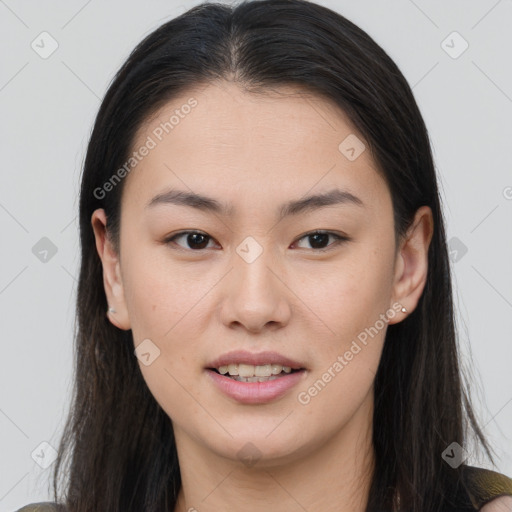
[206,350,305,370]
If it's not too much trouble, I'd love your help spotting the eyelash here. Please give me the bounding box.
[163,230,349,253]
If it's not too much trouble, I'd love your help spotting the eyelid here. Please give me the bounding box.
[291,230,349,252]
[163,230,219,251]
[164,229,350,252]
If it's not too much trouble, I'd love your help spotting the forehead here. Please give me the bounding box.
[122,81,388,213]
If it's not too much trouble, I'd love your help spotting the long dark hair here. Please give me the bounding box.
[52,1,496,510]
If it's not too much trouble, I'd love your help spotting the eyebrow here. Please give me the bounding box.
[146,187,364,220]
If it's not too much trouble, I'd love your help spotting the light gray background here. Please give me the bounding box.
[1,0,511,510]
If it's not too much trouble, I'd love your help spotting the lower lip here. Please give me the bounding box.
[205,369,306,404]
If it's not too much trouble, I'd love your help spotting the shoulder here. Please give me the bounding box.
[461,465,512,510]
[14,502,65,512]
[480,496,512,511]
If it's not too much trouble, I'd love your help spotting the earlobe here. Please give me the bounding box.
[91,208,131,330]
[388,206,434,325]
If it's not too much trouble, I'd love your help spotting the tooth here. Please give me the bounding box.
[231,374,283,383]
[238,364,255,377]
[255,364,272,377]
[221,363,295,378]
[256,376,280,382]
[271,364,283,375]
[228,364,239,376]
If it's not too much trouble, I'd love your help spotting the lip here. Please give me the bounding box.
[205,350,307,405]
[206,350,305,370]
[205,368,307,404]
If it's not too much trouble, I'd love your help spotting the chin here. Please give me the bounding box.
[195,422,313,466]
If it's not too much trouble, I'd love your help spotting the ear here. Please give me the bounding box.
[91,208,131,330]
[388,205,434,325]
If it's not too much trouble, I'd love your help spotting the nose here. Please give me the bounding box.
[218,245,292,334]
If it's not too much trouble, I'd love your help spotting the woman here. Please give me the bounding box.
[16,0,512,511]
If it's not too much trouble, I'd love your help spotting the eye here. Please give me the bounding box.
[164,230,349,252]
[164,230,218,251]
[292,231,349,252]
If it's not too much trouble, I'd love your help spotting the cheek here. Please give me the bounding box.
[294,242,394,411]
[120,244,210,339]
[122,256,207,420]
[121,250,218,402]
[303,244,394,346]
[296,263,390,422]
[136,355,202,429]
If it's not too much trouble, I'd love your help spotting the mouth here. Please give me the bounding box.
[204,351,307,403]
[207,364,304,383]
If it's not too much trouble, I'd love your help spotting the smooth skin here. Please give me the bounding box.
[92,81,435,512]
[481,496,512,511]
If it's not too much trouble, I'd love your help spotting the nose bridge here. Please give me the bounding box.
[220,234,291,330]
[232,234,278,297]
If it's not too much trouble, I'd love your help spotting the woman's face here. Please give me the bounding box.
[93,81,431,467]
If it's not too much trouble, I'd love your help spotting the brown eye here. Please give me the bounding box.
[293,231,348,252]
[164,230,349,253]
[165,231,216,250]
